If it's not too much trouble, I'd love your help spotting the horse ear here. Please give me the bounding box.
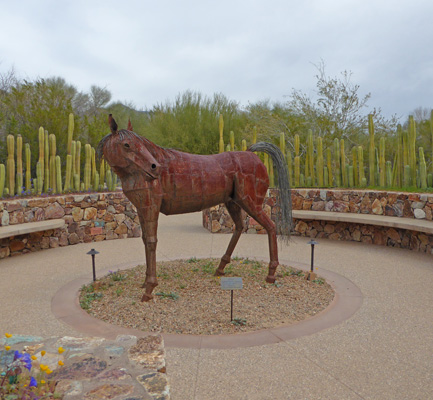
[127,118,133,131]
[108,114,118,134]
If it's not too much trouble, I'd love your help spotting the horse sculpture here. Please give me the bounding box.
[97,115,292,302]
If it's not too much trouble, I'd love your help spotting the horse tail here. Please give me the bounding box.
[248,142,293,242]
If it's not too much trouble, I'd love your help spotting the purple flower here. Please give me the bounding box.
[29,376,37,387]
[13,350,32,370]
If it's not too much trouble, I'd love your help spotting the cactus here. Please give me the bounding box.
[352,146,358,187]
[324,166,329,187]
[44,130,50,192]
[38,127,44,187]
[307,130,314,185]
[287,151,293,185]
[428,173,433,188]
[226,144,231,152]
[106,167,113,191]
[327,148,333,187]
[7,135,15,196]
[70,140,76,188]
[340,139,347,186]
[252,126,257,145]
[269,158,275,187]
[218,114,224,153]
[91,147,96,187]
[99,159,105,189]
[36,162,43,194]
[75,140,81,190]
[334,138,341,187]
[431,111,433,175]
[304,151,309,185]
[25,143,31,192]
[16,135,23,194]
[408,115,417,186]
[279,132,285,157]
[229,131,235,151]
[56,155,62,194]
[49,134,57,192]
[358,146,365,186]
[84,144,92,190]
[379,137,386,187]
[403,165,411,187]
[368,114,375,186]
[316,137,324,187]
[419,147,427,189]
[241,139,247,151]
[64,154,73,192]
[300,173,305,187]
[0,164,5,197]
[67,113,74,155]
[94,171,100,191]
[294,156,300,187]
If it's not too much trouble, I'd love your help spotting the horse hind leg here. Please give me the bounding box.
[215,201,244,276]
[242,204,279,283]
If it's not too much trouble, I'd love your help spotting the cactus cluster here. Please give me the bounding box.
[217,112,433,191]
[0,113,120,198]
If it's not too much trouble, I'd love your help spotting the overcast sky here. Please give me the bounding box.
[1,0,432,121]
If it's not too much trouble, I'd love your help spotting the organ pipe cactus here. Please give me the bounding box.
[230,131,235,151]
[7,135,15,196]
[352,146,358,187]
[340,139,347,186]
[409,115,417,185]
[307,130,314,185]
[368,114,375,186]
[386,161,392,187]
[55,155,62,194]
[49,134,57,192]
[279,132,285,157]
[99,159,105,189]
[38,127,44,186]
[67,113,74,155]
[0,164,5,197]
[334,138,341,187]
[64,154,73,192]
[294,134,300,156]
[326,148,333,187]
[379,137,386,187]
[16,135,23,194]
[294,155,300,187]
[287,151,293,184]
[25,143,31,192]
[219,114,224,153]
[241,139,247,151]
[36,161,43,194]
[84,144,92,190]
[358,146,365,186]
[44,130,50,192]
[252,126,257,145]
[419,147,427,189]
[316,137,324,187]
[75,141,81,191]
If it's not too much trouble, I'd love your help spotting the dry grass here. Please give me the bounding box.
[80,258,334,335]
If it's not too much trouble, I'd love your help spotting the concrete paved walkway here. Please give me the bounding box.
[1,212,433,399]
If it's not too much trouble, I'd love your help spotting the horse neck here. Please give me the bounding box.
[141,137,170,162]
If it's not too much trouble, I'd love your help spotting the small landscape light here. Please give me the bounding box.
[87,248,100,282]
[306,239,318,281]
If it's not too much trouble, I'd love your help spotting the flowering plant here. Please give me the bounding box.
[1,333,64,399]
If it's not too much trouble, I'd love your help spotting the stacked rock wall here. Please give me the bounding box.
[202,189,433,254]
[0,192,141,258]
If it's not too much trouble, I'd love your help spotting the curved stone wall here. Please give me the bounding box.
[202,189,433,254]
[0,192,141,258]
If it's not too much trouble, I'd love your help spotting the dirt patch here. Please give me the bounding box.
[80,258,335,335]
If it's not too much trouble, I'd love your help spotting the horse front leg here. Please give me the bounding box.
[139,215,160,302]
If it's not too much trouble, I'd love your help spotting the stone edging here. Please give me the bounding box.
[0,334,170,399]
[51,258,362,349]
[0,192,141,258]
[203,188,433,254]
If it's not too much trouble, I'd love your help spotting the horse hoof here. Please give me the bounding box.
[141,293,153,302]
[265,275,276,284]
[214,269,225,276]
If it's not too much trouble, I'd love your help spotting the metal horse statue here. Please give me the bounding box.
[97,115,292,302]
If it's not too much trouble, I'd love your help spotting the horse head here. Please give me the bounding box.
[97,115,161,182]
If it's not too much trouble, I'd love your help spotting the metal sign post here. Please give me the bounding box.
[220,277,243,321]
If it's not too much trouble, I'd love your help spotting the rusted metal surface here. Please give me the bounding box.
[98,115,292,301]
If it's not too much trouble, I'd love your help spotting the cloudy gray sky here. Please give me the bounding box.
[1,0,432,120]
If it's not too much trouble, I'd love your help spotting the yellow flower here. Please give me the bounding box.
[31,355,37,360]
[5,333,12,338]
[41,380,46,384]
[40,364,47,371]
[41,350,46,356]
[4,345,11,351]
[46,369,53,375]
[57,347,65,354]
[58,360,64,366]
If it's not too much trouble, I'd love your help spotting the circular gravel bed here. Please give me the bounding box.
[80,258,335,335]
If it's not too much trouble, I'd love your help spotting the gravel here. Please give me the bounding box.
[80,258,335,335]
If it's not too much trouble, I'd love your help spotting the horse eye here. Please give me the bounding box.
[151,164,157,170]
[124,143,130,148]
